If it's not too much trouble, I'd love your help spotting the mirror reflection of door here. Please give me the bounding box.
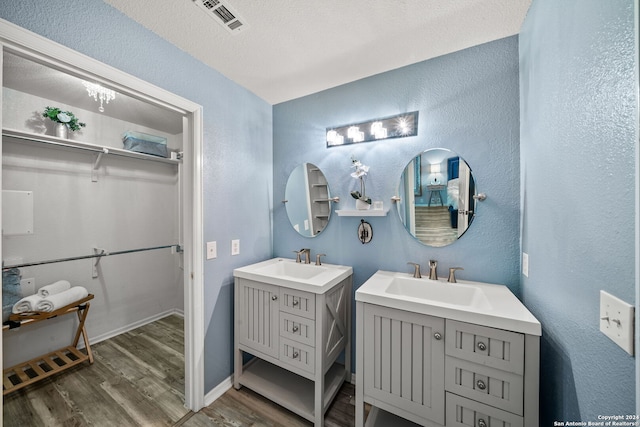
[458,160,470,237]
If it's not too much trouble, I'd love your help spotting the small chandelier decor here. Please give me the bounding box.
[82,81,116,112]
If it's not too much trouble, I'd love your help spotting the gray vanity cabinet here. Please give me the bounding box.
[356,303,539,427]
[234,275,352,427]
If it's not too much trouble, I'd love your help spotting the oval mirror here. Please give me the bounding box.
[396,148,476,247]
[285,163,333,237]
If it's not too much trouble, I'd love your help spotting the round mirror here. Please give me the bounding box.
[285,163,333,237]
[396,148,476,247]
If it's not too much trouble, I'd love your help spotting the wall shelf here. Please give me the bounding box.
[2,128,180,165]
[335,208,389,217]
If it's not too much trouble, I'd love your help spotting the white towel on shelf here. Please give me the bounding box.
[35,286,88,312]
[12,294,43,314]
[37,280,71,297]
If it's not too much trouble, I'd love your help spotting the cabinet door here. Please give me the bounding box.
[362,304,445,425]
[236,279,279,358]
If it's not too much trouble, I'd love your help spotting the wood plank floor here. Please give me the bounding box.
[4,314,362,426]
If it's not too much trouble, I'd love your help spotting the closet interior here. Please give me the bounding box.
[1,49,186,390]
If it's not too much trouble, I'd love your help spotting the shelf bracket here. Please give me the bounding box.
[91,148,109,182]
[92,248,106,278]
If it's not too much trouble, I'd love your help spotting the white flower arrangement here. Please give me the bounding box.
[350,157,371,205]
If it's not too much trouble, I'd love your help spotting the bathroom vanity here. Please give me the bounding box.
[355,271,541,427]
[233,257,352,427]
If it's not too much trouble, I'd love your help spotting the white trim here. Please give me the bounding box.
[0,18,205,413]
[635,0,640,415]
[204,376,234,407]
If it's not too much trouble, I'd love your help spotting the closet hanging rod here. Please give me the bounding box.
[2,244,181,270]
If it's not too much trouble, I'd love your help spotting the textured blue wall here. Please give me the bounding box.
[520,0,637,420]
[0,1,273,393]
[273,36,521,366]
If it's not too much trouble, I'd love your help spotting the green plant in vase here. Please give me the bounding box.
[42,106,86,138]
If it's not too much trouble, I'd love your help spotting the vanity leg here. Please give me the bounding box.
[355,301,365,427]
[233,280,241,390]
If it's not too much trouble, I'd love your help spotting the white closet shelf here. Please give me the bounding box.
[2,128,180,165]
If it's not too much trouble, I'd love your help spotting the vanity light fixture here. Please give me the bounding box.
[326,111,418,148]
[82,81,116,113]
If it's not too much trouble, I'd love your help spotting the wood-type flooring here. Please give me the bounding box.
[3,314,361,426]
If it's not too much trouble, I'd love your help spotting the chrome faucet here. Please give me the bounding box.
[448,267,464,283]
[407,262,422,278]
[428,260,438,280]
[300,248,311,264]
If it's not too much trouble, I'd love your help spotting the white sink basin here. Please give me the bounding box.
[233,258,352,293]
[255,261,328,280]
[385,276,492,310]
[356,270,541,335]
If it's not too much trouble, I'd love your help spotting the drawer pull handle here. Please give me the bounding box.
[292,326,299,332]
[478,419,487,427]
[292,299,299,306]
[477,341,487,351]
[292,351,299,358]
[271,295,278,301]
[434,332,442,340]
[476,379,487,390]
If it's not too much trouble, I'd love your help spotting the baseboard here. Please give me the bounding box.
[204,375,233,406]
[80,308,183,348]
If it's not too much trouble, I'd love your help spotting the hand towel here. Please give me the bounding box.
[37,280,71,297]
[12,294,43,314]
[35,286,88,312]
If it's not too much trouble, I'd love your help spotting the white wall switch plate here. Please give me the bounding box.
[20,278,35,297]
[231,239,240,255]
[522,252,529,277]
[600,290,634,355]
[304,219,309,230]
[206,241,217,260]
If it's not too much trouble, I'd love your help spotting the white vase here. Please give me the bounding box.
[356,199,371,210]
[55,123,68,139]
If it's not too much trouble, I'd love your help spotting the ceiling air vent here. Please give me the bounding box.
[193,0,247,34]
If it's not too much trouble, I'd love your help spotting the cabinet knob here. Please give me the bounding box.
[292,351,299,358]
[292,325,299,332]
[476,379,487,390]
[477,341,487,351]
[292,299,299,306]
[478,419,487,427]
[271,295,278,301]
[434,332,443,340]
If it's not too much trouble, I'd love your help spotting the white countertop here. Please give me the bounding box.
[233,257,353,294]
[355,270,541,336]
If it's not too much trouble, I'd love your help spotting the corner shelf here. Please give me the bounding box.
[2,128,180,165]
[335,209,389,217]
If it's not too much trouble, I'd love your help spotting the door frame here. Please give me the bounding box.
[0,18,205,412]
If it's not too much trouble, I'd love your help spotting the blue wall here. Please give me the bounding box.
[273,36,522,364]
[0,1,273,393]
[520,0,637,420]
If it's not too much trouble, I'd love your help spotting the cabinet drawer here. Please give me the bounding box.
[280,337,315,374]
[280,312,315,347]
[445,356,523,416]
[446,320,524,375]
[446,392,523,427]
[279,288,315,320]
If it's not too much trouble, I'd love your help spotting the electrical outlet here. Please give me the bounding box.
[20,278,35,297]
[600,290,634,355]
[231,239,240,255]
[522,252,529,277]
[206,241,217,260]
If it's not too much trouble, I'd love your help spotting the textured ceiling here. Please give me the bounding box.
[103,0,531,105]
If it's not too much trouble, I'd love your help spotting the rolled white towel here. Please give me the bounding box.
[12,294,43,314]
[37,280,71,297]
[35,286,88,312]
